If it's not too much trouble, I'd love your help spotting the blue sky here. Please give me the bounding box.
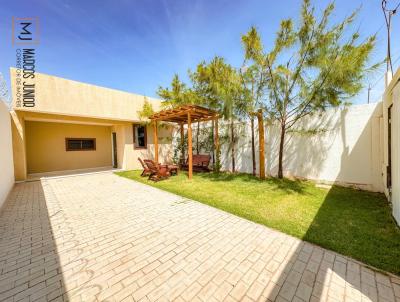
[0,0,399,104]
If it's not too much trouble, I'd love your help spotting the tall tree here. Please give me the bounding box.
[190,61,220,161]
[244,0,377,178]
[241,27,268,176]
[190,56,247,172]
[0,73,11,108]
[157,74,203,153]
[137,97,155,121]
[157,74,196,108]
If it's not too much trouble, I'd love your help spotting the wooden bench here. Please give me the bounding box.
[180,154,211,172]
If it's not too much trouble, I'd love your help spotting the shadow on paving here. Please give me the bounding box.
[0,180,103,301]
[260,185,400,301]
[0,181,67,301]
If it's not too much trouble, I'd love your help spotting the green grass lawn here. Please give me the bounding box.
[116,170,400,275]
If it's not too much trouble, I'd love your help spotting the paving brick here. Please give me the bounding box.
[296,282,313,301]
[279,281,297,301]
[0,173,398,302]
[247,281,265,301]
[286,270,302,286]
[181,281,202,301]
[229,280,249,300]
[196,281,218,301]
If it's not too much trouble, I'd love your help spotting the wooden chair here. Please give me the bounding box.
[143,159,170,181]
[138,158,151,177]
[180,154,211,172]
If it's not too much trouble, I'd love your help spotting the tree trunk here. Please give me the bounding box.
[278,123,285,179]
[211,120,215,165]
[250,117,256,176]
[231,118,235,173]
[196,121,200,154]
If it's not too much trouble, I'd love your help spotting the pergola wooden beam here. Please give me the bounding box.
[149,105,217,122]
[161,115,216,124]
[149,105,219,179]
[151,115,216,122]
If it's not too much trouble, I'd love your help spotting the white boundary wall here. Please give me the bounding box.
[185,102,384,192]
[391,83,400,224]
[0,101,14,209]
[266,103,383,192]
[384,69,400,225]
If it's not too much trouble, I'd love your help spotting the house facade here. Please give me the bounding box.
[5,67,400,225]
[10,69,173,181]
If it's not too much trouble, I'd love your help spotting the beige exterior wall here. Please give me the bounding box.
[114,123,174,170]
[10,68,163,121]
[25,121,112,174]
[9,70,173,180]
[11,111,173,179]
[0,101,14,208]
[121,125,173,170]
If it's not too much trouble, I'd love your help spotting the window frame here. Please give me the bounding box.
[65,138,96,151]
[133,124,147,150]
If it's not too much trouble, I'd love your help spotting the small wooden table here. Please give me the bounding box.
[167,165,178,175]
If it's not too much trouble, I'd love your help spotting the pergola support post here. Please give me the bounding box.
[153,120,158,164]
[187,113,193,179]
[180,123,184,163]
[148,105,219,179]
[257,109,265,180]
[214,116,220,173]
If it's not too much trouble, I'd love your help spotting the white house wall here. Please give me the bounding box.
[0,101,14,209]
[391,82,400,224]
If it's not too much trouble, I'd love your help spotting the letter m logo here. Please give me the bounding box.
[12,17,40,45]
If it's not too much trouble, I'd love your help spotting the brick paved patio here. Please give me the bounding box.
[0,172,399,302]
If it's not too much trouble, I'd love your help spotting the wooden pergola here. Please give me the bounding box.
[149,105,219,179]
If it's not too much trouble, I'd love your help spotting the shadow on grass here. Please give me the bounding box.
[265,185,400,301]
[263,185,400,302]
[196,171,308,194]
[196,171,400,273]
[303,185,400,274]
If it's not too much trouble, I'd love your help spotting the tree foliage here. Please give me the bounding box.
[0,73,11,108]
[157,57,248,172]
[189,56,249,172]
[240,28,269,175]
[243,0,377,177]
[157,74,200,108]
[155,0,377,178]
[137,97,155,121]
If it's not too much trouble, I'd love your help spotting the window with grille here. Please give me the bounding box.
[65,138,96,151]
[133,124,147,149]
